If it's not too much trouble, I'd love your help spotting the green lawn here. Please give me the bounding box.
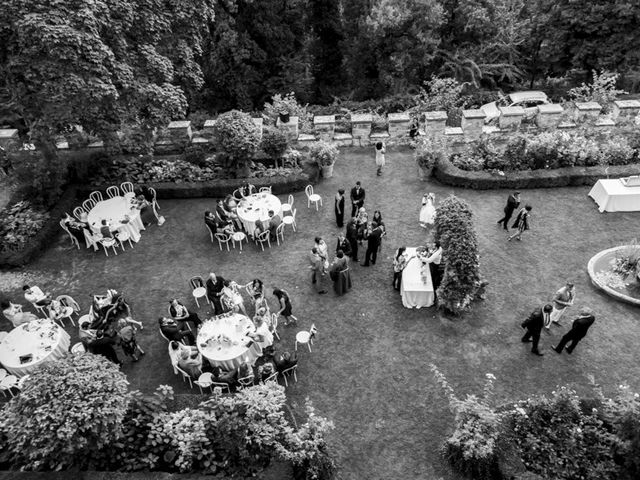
[2,146,640,480]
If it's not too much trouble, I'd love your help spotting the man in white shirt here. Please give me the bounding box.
[546,282,575,329]
[22,284,51,307]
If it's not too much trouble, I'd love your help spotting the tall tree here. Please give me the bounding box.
[309,0,345,103]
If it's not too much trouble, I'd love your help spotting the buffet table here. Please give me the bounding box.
[236,193,282,234]
[588,179,640,213]
[197,312,261,370]
[400,247,435,309]
[0,319,70,377]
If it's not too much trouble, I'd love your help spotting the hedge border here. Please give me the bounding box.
[432,157,640,189]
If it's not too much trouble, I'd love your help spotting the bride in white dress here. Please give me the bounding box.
[419,193,436,228]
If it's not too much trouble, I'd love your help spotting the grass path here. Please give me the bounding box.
[2,146,640,480]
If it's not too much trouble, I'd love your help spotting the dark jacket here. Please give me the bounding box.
[206,276,225,301]
[522,308,545,334]
[505,194,520,214]
[336,238,352,256]
[350,186,365,206]
[366,227,383,248]
[568,315,595,339]
[346,222,358,241]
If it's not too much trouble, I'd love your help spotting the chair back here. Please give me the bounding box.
[89,191,103,203]
[205,223,215,242]
[82,199,95,211]
[73,206,85,221]
[158,327,171,343]
[0,369,7,381]
[263,372,279,383]
[215,232,230,243]
[211,382,230,393]
[101,237,117,247]
[309,323,318,339]
[247,184,257,194]
[70,342,86,354]
[120,181,134,194]
[189,276,205,290]
[196,372,214,387]
[232,188,242,200]
[56,295,80,313]
[305,185,313,198]
[259,186,272,193]
[257,230,270,242]
[288,194,294,206]
[282,364,297,377]
[276,222,285,236]
[148,187,157,200]
[106,186,120,198]
[175,365,194,387]
[59,220,71,234]
[292,208,297,221]
[238,375,255,387]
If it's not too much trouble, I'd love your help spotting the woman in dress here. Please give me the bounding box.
[133,194,156,226]
[334,189,345,228]
[355,207,368,242]
[1,300,38,327]
[372,210,385,232]
[375,141,386,176]
[246,278,266,311]
[221,281,247,315]
[392,247,412,291]
[273,288,297,325]
[508,205,533,242]
[329,250,352,295]
[419,193,437,228]
[314,236,330,271]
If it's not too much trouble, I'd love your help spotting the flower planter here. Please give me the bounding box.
[321,164,334,178]
[279,112,290,124]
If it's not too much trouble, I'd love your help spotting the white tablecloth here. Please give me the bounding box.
[197,312,261,371]
[588,179,640,213]
[87,193,145,242]
[400,247,435,309]
[236,193,282,233]
[0,319,70,377]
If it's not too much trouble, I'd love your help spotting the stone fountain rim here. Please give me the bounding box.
[587,246,640,307]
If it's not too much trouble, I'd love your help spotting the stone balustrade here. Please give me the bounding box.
[461,109,486,140]
[536,104,564,129]
[498,106,524,131]
[612,100,640,125]
[168,120,192,140]
[388,112,410,137]
[423,111,448,138]
[313,115,335,140]
[573,102,602,123]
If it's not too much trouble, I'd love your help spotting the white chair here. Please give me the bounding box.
[275,222,285,246]
[120,181,134,194]
[231,231,247,250]
[189,276,209,308]
[205,224,215,243]
[295,324,317,352]
[59,220,80,249]
[73,206,85,221]
[175,365,194,389]
[282,208,297,232]
[238,375,255,389]
[281,194,294,214]
[116,230,133,249]
[255,230,271,251]
[55,295,80,326]
[82,198,96,211]
[100,237,120,256]
[281,365,298,387]
[0,369,7,381]
[270,313,280,340]
[305,185,322,210]
[259,186,272,193]
[89,191,104,204]
[16,374,31,391]
[71,342,86,355]
[0,374,18,397]
[106,186,120,198]
[215,232,232,251]
[195,372,214,394]
[212,382,231,394]
[149,187,160,211]
[232,188,243,200]
[159,327,172,343]
[262,371,279,384]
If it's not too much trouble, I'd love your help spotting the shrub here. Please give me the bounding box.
[184,143,207,167]
[0,201,48,253]
[212,110,261,176]
[501,135,531,171]
[263,92,313,131]
[434,196,482,315]
[261,126,289,160]
[415,137,446,171]
[0,353,129,471]
[568,70,628,112]
[12,150,68,207]
[309,141,339,167]
[450,150,485,171]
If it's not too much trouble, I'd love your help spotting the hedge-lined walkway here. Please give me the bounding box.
[2,146,640,480]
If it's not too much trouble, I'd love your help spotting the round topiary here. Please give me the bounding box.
[212,110,260,176]
[261,126,289,160]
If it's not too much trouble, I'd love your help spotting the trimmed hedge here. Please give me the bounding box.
[433,156,640,190]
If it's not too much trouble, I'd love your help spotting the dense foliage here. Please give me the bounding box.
[432,369,640,480]
[211,110,261,175]
[433,196,482,315]
[309,140,339,167]
[415,137,447,171]
[0,200,48,253]
[261,126,290,160]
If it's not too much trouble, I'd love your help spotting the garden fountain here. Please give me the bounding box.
[588,242,640,306]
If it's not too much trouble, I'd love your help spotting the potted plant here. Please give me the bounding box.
[278,110,290,124]
[309,140,339,178]
[415,137,445,181]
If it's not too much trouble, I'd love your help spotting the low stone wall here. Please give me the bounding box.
[432,157,640,190]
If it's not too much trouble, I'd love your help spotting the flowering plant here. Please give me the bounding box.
[0,201,48,252]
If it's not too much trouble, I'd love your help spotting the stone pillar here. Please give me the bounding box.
[167,120,193,140]
[461,109,486,139]
[573,102,602,124]
[536,104,564,129]
[612,100,640,125]
[313,115,335,140]
[423,111,448,139]
[498,106,525,131]
[351,113,372,142]
[203,119,216,137]
[0,128,19,148]
[276,116,299,141]
[387,112,410,137]
[252,118,263,142]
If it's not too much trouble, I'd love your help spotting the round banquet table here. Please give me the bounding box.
[236,193,282,234]
[87,193,144,242]
[0,319,70,377]
[197,312,261,371]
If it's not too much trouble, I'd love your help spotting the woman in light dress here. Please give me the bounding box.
[419,193,436,228]
[314,236,330,271]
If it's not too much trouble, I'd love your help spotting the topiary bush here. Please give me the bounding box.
[0,353,129,471]
[309,140,339,167]
[261,126,289,160]
[433,195,482,315]
[212,110,261,176]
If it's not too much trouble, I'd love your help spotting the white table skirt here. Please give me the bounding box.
[588,179,640,213]
[87,194,145,243]
[197,313,260,371]
[236,193,282,234]
[0,319,70,377]
[400,248,435,309]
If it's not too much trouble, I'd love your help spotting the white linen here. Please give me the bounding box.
[400,247,435,309]
[87,193,145,242]
[197,312,261,371]
[0,319,70,377]
[236,193,282,234]
[588,179,640,213]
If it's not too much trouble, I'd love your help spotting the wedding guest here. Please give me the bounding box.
[100,219,114,239]
[221,280,248,315]
[350,181,366,217]
[169,298,202,328]
[115,317,145,362]
[553,308,596,354]
[355,207,369,242]
[334,188,346,227]
[133,194,155,226]
[508,205,532,242]
[268,210,281,241]
[375,141,386,176]
[211,365,239,388]
[521,304,552,356]
[362,221,383,267]
[90,329,122,366]
[274,351,298,373]
[204,210,218,235]
[206,272,226,315]
[22,285,51,307]
[62,213,89,244]
[239,182,256,198]
[392,247,411,291]
[273,288,297,325]
[547,281,575,329]
[169,341,202,377]
[372,210,385,232]
[215,199,231,224]
[246,278,266,305]
[1,300,38,327]
[336,232,352,258]
[248,316,274,350]
[308,248,327,294]
[79,321,97,347]
[425,242,444,292]
[346,218,359,262]
[329,250,352,295]
[314,236,330,270]
[253,306,270,326]
[158,317,195,345]
[497,191,520,230]
[409,118,420,139]
[257,362,276,382]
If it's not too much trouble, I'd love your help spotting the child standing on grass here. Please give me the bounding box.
[375,142,386,176]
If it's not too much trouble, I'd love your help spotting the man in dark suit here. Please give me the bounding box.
[497,191,520,230]
[553,308,595,354]
[362,222,383,266]
[267,210,281,241]
[206,272,226,315]
[158,317,195,344]
[336,233,352,258]
[521,303,552,356]
[346,218,359,262]
[100,220,114,239]
[350,181,366,217]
